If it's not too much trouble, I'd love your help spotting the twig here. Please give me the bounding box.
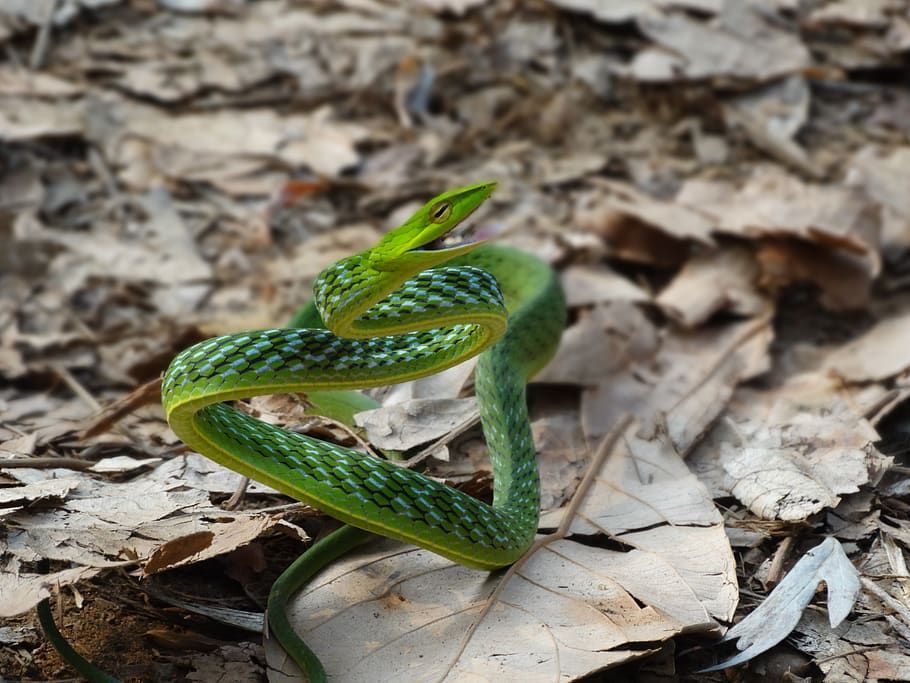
[0,456,94,470]
[52,362,102,412]
[861,576,910,631]
[54,363,149,452]
[400,408,481,469]
[30,0,59,70]
[297,415,382,461]
[225,476,250,510]
[766,536,794,585]
[82,377,162,439]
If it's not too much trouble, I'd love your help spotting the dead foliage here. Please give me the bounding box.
[2,1,910,681]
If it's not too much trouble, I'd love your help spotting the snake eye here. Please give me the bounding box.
[429,201,452,224]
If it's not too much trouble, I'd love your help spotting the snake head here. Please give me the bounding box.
[368,181,496,272]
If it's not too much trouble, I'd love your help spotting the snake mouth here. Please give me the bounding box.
[421,233,477,251]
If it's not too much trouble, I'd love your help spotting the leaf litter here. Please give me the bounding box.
[2,0,910,680]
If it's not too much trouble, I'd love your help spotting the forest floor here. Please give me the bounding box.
[3,1,910,681]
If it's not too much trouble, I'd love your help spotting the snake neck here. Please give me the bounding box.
[313,254,388,333]
[475,350,538,529]
[469,245,567,528]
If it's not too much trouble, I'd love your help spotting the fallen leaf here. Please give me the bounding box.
[268,421,734,680]
[0,564,101,618]
[536,302,660,386]
[0,478,79,506]
[0,66,81,97]
[143,514,291,575]
[416,0,486,15]
[533,411,588,510]
[628,4,810,81]
[577,180,715,267]
[656,245,767,327]
[186,642,266,683]
[723,75,821,178]
[755,239,875,310]
[790,608,903,683]
[677,166,881,268]
[825,311,910,382]
[581,316,772,453]
[355,398,478,452]
[702,537,860,672]
[717,373,888,521]
[0,95,85,139]
[560,263,650,308]
[847,145,910,256]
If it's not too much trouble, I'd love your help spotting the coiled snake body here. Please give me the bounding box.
[162,182,566,678]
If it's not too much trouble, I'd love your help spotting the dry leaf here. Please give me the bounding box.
[723,75,820,178]
[628,4,810,81]
[536,302,660,386]
[534,411,588,510]
[581,316,772,453]
[355,398,478,452]
[268,421,733,680]
[577,180,715,266]
[755,239,875,310]
[0,452,295,616]
[0,565,102,618]
[791,609,906,683]
[677,166,881,267]
[825,311,910,382]
[847,145,910,256]
[546,0,663,24]
[713,373,887,521]
[703,537,859,672]
[143,514,293,575]
[186,642,266,683]
[560,264,649,308]
[656,245,767,327]
[0,95,85,139]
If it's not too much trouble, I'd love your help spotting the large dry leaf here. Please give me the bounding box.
[677,166,881,267]
[560,263,650,308]
[0,95,85,139]
[267,421,735,681]
[545,0,662,24]
[186,642,266,683]
[690,372,889,521]
[536,302,660,386]
[355,398,478,452]
[417,0,486,15]
[577,180,716,259]
[0,66,81,97]
[547,0,724,25]
[34,189,211,288]
[580,316,772,453]
[533,411,589,511]
[94,96,369,191]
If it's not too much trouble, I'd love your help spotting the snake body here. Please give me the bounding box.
[161,182,566,676]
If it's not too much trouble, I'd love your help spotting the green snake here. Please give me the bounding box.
[160,182,566,679]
